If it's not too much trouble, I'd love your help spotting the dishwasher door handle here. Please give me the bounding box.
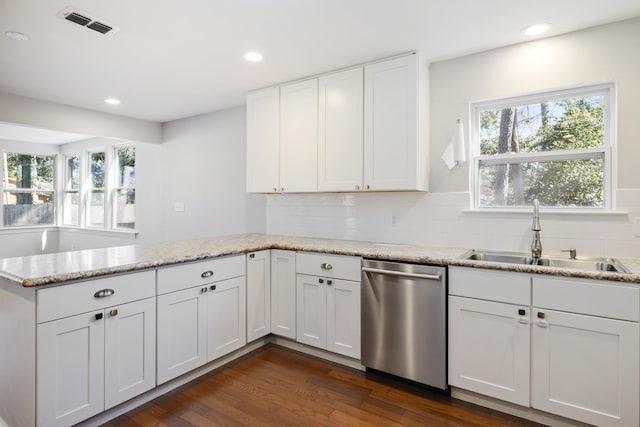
[362,267,441,281]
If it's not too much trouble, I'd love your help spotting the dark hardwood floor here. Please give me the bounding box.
[103,345,542,427]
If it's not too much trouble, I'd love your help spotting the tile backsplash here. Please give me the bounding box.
[267,189,640,259]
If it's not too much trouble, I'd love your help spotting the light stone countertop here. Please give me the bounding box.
[0,233,639,287]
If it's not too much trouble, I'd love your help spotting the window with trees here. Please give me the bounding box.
[87,151,106,227]
[472,83,613,210]
[114,146,135,229]
[1,153,55,226]
[62,154,80,226]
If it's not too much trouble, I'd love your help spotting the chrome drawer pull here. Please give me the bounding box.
[201,270,214,278]
[94,289,115,298]
[320,263,333,270]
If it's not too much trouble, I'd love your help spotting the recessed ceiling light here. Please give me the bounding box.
[523,24,550,36]
[5,31,29,41]
[244,52,263,62]
[105,98,121,105]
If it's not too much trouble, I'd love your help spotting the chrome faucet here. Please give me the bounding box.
[531,199,542,261]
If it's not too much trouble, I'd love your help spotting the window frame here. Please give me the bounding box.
[112,143,136,230]
[61,153,81,227]
[470,82,615,211]
[1,150,57,228]
[86,148,108,229]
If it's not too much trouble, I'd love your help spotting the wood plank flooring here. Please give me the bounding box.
[104,345,542,427]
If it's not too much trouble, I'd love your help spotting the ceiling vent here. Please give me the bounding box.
[57,7,120,36]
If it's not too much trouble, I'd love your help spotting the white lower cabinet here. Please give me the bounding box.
[157,255,246,384]
[531,277,639,427]
[449,267,640,427]
[247,250,271,342]
[207,276,246,360]
[156,285,208,384]
[36,271,156,427]
[448,296,530,406]
[270,250,297,339]
[296,253,361,359]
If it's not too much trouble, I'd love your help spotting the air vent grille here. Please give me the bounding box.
[64,12,91,26]
[58,7,120,36]
[87,21,112,34]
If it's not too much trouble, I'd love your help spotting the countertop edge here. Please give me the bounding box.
[2,234,639,287]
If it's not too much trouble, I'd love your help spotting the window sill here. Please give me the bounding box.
[0,226,138,239]
[58,226,139,239]
[462,208,628,219]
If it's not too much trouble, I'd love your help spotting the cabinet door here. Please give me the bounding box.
[532,309,639,427]
[296,274,326,348]
[271,249,297,339]
[247,251,271,342]
[104,297,156,409]
[448,296,530,406]
[280,79,318,192]
[326,278,360,359]
[207,276,247,361]
[37,312,105,427]
[364,54,425,191]
[157,287,207,384]
[318,68,364,192]
[246,87,280,193]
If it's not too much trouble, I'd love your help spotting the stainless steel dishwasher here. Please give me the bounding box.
[361,259,447,389]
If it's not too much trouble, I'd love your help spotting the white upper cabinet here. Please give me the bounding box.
[364,54,428,191]
[246,53,427,194]
[246,87,280,193]
[279,79,319,193]
[318,67,364,192]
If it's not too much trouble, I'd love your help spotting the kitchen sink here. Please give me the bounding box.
[462,249,631,273]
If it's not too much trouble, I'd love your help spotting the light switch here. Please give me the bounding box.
[174,202,185,212]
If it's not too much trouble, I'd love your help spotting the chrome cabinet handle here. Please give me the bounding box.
[319,278,324,284]
[320,263,333,270]
[365,184,370,190]
[94,289,115,298]
[95,313,103,320]
[249,253,255,259]
[355,185,360,190]
[210,285,216,291]
[109,309,118,317]
[327,280,333,285]
[200,287,208,293]
[536,311,548,327]
[201,270,214,278]
[272,187,277,192]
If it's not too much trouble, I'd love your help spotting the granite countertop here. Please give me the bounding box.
[0,233,639,287]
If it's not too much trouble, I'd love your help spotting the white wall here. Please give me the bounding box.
[0,92,162,144]
[267,18,640,259]
[152,106,266,242]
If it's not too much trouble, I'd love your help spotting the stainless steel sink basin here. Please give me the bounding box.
[462,249,631,273]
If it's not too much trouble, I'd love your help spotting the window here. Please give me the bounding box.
[1,152,55,226]
[87,151,106,227]
[114,145,135,229]
[472,83,613,210]
[62,154,80,226]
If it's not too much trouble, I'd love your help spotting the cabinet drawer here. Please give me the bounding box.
[533,276,639,321]
[296,252,361,281]
[157,255,245,295]
[37,270,155,323]
[449,267,530,305]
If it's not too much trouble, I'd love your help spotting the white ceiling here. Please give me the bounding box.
[1,0,639,124]
[0,122,89,144]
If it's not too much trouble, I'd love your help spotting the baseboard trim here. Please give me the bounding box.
[451,388,589,427]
